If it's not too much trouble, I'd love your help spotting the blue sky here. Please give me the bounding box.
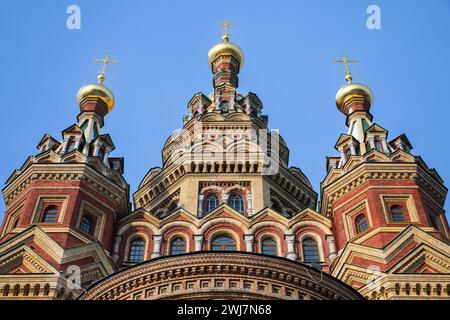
[1,0,449,222]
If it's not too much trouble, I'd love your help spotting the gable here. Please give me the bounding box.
[0,246,59,274]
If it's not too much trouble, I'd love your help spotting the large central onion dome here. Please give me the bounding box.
[208,34,245,67]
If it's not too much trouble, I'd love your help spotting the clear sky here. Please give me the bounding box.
[1,0,449,222]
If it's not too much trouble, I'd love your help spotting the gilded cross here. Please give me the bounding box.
[333,54,358,83]
[222,20,233,37]
[95,55,118,84]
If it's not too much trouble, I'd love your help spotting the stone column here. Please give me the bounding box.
[74,138,82,151]
[112,235,122,260]
[93,143,100,157]
[381,136,389,153]
[285,235,298,261]
[338,148,345,166]
[197,195,203,218]
[104,149,111,167]
[193,235,204,251]
[326,235,337,260]
[221,194,229,203]
[368,136,375,149]
[246,195,253,216]
[60,136,69,155]
[244,235,254,252]
[349,142,356,155]
[151,235,163,259]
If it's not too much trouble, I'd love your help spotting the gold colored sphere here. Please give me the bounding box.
[76,83,115,112]
[335,82,373,113]
[208,36,244,67]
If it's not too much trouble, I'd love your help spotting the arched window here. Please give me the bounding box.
[128,237,146,263]
[355,214,368,233]
[42,206,58,223]
[302,238,320,268]
[211,235,236,251]
[80,215,93,234]
[261,237,277,256]
[229,194,244,213]
[170,237,186,255]
[205,194,219,213]
[390,205,405,222]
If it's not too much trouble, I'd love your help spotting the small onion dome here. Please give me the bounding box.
[77,83,115,113]
[335,82,373,114]
[208,34,244,68]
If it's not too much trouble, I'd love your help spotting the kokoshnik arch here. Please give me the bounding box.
[0,24,449,300]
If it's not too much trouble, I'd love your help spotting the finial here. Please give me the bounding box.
[222,20,233,43]
[333,54,358,83]
[95,55,118,85]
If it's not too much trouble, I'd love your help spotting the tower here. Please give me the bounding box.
[321,56,450,299]
[0,57,129,300]
[111,24,331,280]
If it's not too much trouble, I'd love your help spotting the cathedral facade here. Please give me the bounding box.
[1,31,449,301]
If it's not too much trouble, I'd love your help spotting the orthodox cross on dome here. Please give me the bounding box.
[95,55,118,84]
[221,20,234,42]
[334,54,358,83]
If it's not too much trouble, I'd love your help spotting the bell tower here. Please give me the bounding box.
[0,57,130,299]
[321,56,450,299]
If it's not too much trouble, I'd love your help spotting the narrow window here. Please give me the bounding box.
[66,137,76,153]
[80,215,93,234]
[390,205,405,222]
[205,194,219,213]
[355,214,369,233]
[98,147,106,161]
[128,238,146,263]
[228,194,244,213]
[344,147,352,160]
[93,122,99,138]
[80,120,89,132]
[374,137,383,152]
[42,206,58,223]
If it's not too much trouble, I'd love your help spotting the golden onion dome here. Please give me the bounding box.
[76,83,115,113]
[208,35,244,67]
[335,82,373,113]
